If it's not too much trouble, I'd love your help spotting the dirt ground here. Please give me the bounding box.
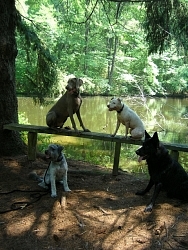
[0,155,188,250]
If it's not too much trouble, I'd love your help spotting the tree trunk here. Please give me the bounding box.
[0,0,25,156]
[109,36,118,86]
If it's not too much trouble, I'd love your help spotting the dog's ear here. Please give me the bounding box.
[152,132,159,148]
[117,98,122,103]
[58,145,63,153]
[76,78,83,88]
[145,130,151,139]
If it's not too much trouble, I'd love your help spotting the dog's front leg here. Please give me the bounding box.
[112,121,120,137]
[62,172,71,192]
[67,107,78,131]
[145,182,162,212]
[76,108,90,132]
[135,178,154,196]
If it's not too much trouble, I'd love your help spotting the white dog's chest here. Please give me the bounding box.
[117,112,130,125]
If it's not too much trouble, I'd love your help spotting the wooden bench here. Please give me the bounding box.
[3,123,188,175]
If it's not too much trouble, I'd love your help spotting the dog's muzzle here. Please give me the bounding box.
[136,149,147,162]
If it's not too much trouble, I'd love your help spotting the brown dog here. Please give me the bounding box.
[46,78,90,132]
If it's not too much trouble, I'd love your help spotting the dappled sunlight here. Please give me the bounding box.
[1,155,188,249]
[35,212,51,237]
[6,214,37,236]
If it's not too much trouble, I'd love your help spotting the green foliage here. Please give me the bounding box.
[15,0,188,99]
[144,0,188,54]
[164,65,188,94]
[18,112,29,142]
[16,10,58,103]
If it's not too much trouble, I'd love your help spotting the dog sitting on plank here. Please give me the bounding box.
[46,77,90,132]
[107,97,145,139]
[38,144,71,197]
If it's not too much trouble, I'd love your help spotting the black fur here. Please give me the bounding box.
[135,131,188,212]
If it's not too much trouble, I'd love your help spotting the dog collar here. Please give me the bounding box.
[117,104,124,113]
[56,155,63,162]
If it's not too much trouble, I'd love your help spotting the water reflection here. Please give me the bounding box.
[18,96,188,144]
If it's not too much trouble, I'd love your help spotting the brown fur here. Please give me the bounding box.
[46,78,90,132]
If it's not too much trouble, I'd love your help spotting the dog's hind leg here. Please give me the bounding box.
[136,178,154,196]
[46,111,57,128]
[145,182,162,212]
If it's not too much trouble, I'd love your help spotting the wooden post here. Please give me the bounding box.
[28,132,37,161]
[113,141,121,176]
[170,150,179,161]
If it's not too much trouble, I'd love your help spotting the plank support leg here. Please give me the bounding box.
[113,141,121,176]
[28,132,37,161]
[170,150,179,161]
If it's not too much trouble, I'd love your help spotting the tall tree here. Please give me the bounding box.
[0,0,25,156]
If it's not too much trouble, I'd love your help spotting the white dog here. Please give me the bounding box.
[107,98,145,139]
[39,144,71,197]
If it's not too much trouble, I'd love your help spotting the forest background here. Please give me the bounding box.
[16,0,188,102]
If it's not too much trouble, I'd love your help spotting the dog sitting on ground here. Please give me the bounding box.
[107,97,145,139]
[38,144,71,197]
[135,131,188,212]
[46,77,90,132]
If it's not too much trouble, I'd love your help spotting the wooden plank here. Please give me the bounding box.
[3,123,188,176]
[3,123,143,143]
[170,150,179,161]
[3,123,188,152]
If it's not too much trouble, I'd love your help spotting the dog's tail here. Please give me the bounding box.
[28,171,43,182]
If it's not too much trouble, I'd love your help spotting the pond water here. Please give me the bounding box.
[18,96,188,172]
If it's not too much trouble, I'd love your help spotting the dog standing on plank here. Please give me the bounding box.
[107,97,145,139]
[135,131,188,212]
[46,77,90,132]
[38,144,71,197]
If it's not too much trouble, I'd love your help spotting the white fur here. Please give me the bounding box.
[107,98,145,139]
[39,144,71,197]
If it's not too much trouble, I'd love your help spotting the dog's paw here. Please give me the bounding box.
[135,190,146,196]
[84,128,90,132]
[51,193,57,198]
[144,204,153,212]
[38,182,49,189]
[64,187,71,192]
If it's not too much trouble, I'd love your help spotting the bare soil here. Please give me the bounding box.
[0,155,188,250]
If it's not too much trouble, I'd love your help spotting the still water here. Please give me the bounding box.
[18,96,188,143]
[18,96,188,172]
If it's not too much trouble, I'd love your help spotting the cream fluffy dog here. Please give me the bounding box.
[38,144,71,197]
[107,98,145,139]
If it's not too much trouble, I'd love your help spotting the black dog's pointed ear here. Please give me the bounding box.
[152,132,159,147]
[145,130,151,139]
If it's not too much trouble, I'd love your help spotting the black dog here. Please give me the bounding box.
[135,131,188,212]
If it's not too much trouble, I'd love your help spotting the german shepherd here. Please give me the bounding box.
[135,131,188,212]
